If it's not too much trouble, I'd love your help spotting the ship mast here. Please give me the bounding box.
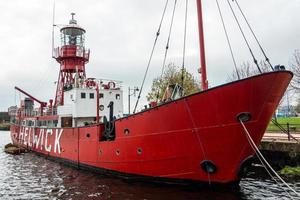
[196,0,208,90]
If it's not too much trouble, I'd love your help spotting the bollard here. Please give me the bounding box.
[287,123,290,141]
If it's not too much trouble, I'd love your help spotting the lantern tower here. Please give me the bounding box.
[53,13,90,106]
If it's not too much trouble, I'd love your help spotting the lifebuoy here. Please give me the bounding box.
[86,80,96,88]
[107,81,116,89]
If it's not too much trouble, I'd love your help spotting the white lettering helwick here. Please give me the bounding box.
[19,127,25,143]
[44,129,52,152]
[54,129,63,154]
[24,127,29,145]
[39,129,45,150]
[28,128,32,147]
[32,129,39,148]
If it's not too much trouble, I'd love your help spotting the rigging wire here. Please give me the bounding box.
[215,0,240,80]
[226,0,262,74]
[155,0,178,101]
[52,0,56,58]
[14,90,17,106]
[233,0,274,71]
[133,0,169,113]
[240,120,300,199]
[184,100,211,185]
[181,0,189,89]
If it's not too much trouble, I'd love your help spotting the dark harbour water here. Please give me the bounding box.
[0,131,299,200]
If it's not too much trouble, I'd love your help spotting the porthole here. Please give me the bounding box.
[86,133,90,138]
[201,160,217,174]
[116,149,120,156]
[137,148,142,155]
[124,128,130,136]
[99,149,102,156]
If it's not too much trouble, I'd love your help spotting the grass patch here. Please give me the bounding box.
[267,117,300,132]
[280,166,300,176]
[0,123,10,131]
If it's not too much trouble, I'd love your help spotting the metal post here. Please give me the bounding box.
[128,87,139,115]
[287,122,290,141]
[96,85,100,123]
[128,87,131,115]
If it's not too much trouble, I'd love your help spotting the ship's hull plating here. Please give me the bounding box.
[10,71,292,184]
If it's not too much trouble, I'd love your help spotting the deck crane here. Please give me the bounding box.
[15,86,48,116]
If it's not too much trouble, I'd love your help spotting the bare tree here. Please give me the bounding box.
[290,50,300,92]
[227,60,271,82]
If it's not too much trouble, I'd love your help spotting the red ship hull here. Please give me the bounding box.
[10,71,292,184]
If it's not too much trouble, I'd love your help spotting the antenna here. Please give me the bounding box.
[52,0,56,58]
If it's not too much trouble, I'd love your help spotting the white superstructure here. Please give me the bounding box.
[57,79,123,127]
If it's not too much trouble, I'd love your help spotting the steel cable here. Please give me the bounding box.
[216,0,240,80]
[133,0,170,113]
[233,0,274,71]
[155,0,178,101]
[184,100,212,185]
[181,0,189,90]
[226,0,262,74]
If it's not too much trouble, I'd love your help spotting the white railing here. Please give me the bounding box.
[53,46,90,60]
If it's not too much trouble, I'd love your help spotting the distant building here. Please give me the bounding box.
[276,105,297,118]
[8,106,17,117]
[0,112,10,123]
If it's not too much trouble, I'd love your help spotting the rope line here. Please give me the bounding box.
[155,0,178,101]
[181,0,189,89]
[240,121,293,199]
[216,0,240,80]
[133,0,169,113]
[226,0,262,74]
[233,0,274,71]
[184,100,211,184]
[240,120,300,198]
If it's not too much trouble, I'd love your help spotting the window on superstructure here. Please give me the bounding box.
[81,92,86,99]
[99,93,104,98]
[116,94,120,100]
[90,93,94,99]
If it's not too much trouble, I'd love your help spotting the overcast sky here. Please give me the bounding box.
[0,0,299,112]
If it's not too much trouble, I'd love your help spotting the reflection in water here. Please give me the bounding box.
[0,131,299,199]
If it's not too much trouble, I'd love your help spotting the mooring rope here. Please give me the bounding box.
[240,121,293,199]
[240,120,300,198]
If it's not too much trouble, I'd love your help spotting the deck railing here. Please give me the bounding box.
[270,119,300,143]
